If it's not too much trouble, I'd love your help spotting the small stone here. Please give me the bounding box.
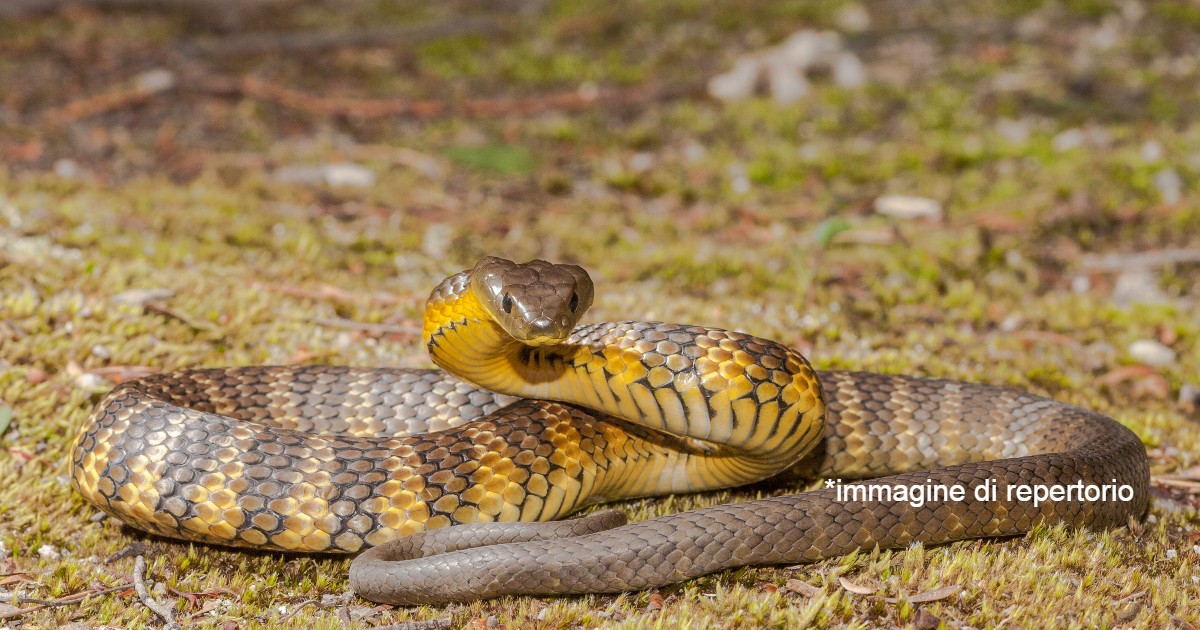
[1141,139,1165,162]
[74,372,106,391]
[629,152,656,173]
[1071,275,1091,293]
[1111,270,1169,306]
[54,159,81,179]
[777,30,842,67]
[1166,549,1178,559]
[91,344,111,360]
[90,511,108,523]
[835,4,871,31]
[273,165,326,185]
[996,118,1031,144]
[136,68,176,93]
[708,57,762,101]
[421,223,454,258]
[1177,383,1198,408]
[536,608,549,621]
[1053,128,1085,152]
[38,544,60,560]
[874,194,942,220]
[486,615,498,628]
[766,62,810,104]
[1128,339,1176,366]
[1153,168,1182,204]
[728,163,751,195]
[999,314,1024,332]
[323,163,375,188]
[832,52,867,88]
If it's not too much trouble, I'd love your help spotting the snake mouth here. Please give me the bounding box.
[519,333,569,347]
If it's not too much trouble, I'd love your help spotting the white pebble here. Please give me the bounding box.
[421,223,454,258]
[835,4,871,31]
[74,372,106,390]
[766,62,810,104]
[135,68,176,93]
[1071,275,1091,293]
[1053,128,1085,152]
[999,314,1024,332]
[708,57,762,101]
[90,344,111,359]
[874,194,942,220]
[728,163,751,194]
[1128,339,1176,366]
[1153,168,1182,204]
[1111,270,1169,306]
[832,52,868,88]
[1141,139,1164,163]
[629,152,656,173]
[37,544,60,560]
[996,118,1031,144]
[1166,549,1177,559]
[53,159,81,179]
[777,30,842,67]
[322,163,375,188]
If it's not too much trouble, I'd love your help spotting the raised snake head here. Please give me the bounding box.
[469,256,594,345]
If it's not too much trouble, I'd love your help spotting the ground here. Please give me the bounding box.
[0,1,1198,628]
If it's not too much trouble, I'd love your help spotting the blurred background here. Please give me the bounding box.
[0,1,1197,628]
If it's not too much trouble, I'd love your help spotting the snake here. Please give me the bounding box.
[71,256,1149,605]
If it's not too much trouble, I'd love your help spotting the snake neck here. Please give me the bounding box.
[424,273,826,478]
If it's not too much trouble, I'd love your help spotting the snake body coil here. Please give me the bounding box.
[71,257,1149,605]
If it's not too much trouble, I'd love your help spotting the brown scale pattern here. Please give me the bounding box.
[72,367,650,552]
[350,371,1148,604]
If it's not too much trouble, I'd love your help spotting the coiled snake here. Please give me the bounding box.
[71,257,1149,605]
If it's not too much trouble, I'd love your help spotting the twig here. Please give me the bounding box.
[254,281,409,305]
[312,317,422,336]
[182,16,502,56]
[143,301,215,331]
[370,619,454,630]
[196,73,699,119]
[133,555,178,629]
[278,598,318,622]
[0,583,131,621]
[0,0,282,18]
[1080,248,1200,272]
[1152,477,1200,490]
[17,583,132,607]
[41,70,178,126]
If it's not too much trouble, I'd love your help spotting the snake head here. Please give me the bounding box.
[469,256,594,345]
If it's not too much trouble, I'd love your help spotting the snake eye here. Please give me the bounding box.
[569,291,580,312]
[501,293,513,314]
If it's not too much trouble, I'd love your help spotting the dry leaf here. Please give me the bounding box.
[907,584,961,603]
[838,576,876,595]
[784,579,820,597]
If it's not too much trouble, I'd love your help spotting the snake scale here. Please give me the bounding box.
[71,257,1149,605]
